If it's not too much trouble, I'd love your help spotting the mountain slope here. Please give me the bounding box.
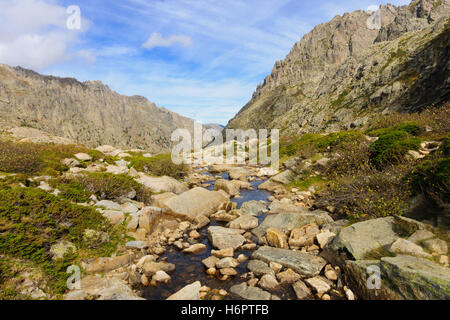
[0,64,194,153]
[227,0,450,134]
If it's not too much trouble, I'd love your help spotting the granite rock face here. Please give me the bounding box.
[227,0,450,135]
[0,64,195,153]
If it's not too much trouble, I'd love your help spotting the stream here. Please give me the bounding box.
[142,168,298,300]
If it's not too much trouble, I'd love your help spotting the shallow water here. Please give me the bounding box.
[142,170,297,300]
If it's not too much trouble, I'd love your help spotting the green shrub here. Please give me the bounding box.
[369,130,421,168]
[0,185,118,293]
[408,157,450,207]
[49,178,91,203]
[128,153,188,179]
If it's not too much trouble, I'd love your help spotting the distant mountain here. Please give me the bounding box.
[0,64,195,153]
[203,123,225,132]
[227,0,450,134]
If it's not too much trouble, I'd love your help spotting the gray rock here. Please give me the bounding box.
[95,200,123,211]
[240,200,267,216]
[208,226,246,250]
[270,170,297,184]
[227,215,259,230]
[229,283,272,300]
[422,238,448,255]
[251,246,327,276]
[381,255,450,300]
[125,241,149,249]
[253,211,333,242]
[407,230,435,244]
[167,281,201,300]
[247,260,275,277]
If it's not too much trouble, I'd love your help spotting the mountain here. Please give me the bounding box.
[0,64,195,153]
[227,0,450,134]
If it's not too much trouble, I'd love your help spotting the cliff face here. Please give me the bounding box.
[0,64,195,153]
[227,0,450,134]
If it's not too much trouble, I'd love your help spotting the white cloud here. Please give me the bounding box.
[142,33,193,49]
[0,0,90,70]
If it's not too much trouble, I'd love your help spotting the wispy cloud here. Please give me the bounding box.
[143,33,192,49]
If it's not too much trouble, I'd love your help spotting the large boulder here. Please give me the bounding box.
[252,211,333,242]
[270,169,297,184]
[164,188,229,221]
[136,173,188,194]
[326,217,400,261]
[381,255,450,300]
[227,215,259,230]
[167,281,201,300]
[251,246,327,277]
[208,226,246,250]
[240,200,267,216]
[82,254,135,274]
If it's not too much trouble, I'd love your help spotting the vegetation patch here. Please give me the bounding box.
[128,153,188,179]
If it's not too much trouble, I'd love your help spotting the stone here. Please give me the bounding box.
[82,254,134,274]
[240,200,267,216]
[271,169,296,184]
[345,287,355,300]
[126,214,140,232]
[380,255,450,300]
[216,257,239,269]
[152,271,171,284]
[242,243,257,250]
[95,200,123,211]
[220,268,238,276]
[167,281,201,300]
[142,261,175,277]
[151,192,177,207]
[266,228,288,249]
[258,274,280,291]
[208,226,246,250]
[206,268,217,275]
[141,274,149,286]
[316,231,336,249]
[126,241,149,249]
[247,260,274,277]
[83,229,110,247]
[292,280,313,300]
[227,215,259,230]
[407,230,435,244]
[215,179,240,196]
[305,276,331,294]
[194,215,210,229]
[440,255,449,267]
[252,246,327,276]
[324,265,338,281]
[390,238,431,258]
[101,210,125,225]
[50,240,76,260]
[183,243,207,254]
[65,275,144,300]
[237,254,248,263]
[61,158,81,168]
[422,238,448,255]
[228,167,251,181]
[137,174,188,194]
[253,211,333,242]
[74,153,92,161]
[321,219,349,234]
[229,283,272,300]
[288,224,319,249]
[327,217,399,260]
[189,230,201,239]
[269,262,283,273]
[211,247,234,258]
[276,268,301,284]
[202,256,220,269]
[165,188,229,221]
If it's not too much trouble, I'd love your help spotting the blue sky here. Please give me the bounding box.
[0,0,411,125]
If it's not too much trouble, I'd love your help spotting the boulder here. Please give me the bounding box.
[240,200,267,216]
[229,283,272,300]
[276,268,301,284]
[380,255,450,300]
[208,226,246,250]
[151,192,177,207]
[228,167,251,181]
[288,224,319,249]
[258,274,280,291]
[227,215,259,230]
[251,246,327,276]
[167,281,201,300]
[142,261,176,277]
[214,179,240,196]
[407,230,435,244]
[270,169,296,184]
[316,231,336,249]
[327,217,399,261]
[292,280,313,300]
[95,200,123,211]
[422,238,448,255]
[101,210,125,225]
[125,241,149,249]
[136,174,188,194]
[74,153,92,161]
[390,238,431,258]
[82,254,134,274]
[305,276,331,294]
[165,188,229,221]
[247,260,275,277]
[252,211,332,242]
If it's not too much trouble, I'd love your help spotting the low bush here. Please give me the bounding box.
[128,153,188,179]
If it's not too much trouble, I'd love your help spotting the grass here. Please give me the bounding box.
[287,175,327,192]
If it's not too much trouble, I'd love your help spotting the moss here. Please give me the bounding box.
[48,178,92,203]
[288,175,327,191]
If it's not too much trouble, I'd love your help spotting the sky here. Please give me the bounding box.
[0,0,411,125]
